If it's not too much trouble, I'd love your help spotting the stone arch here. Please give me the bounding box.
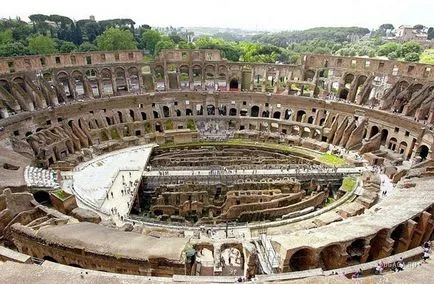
[154,65,165,81]
[56,71,73,100]
[388,137,398,151]
[127,66,140,92]
[114,67,127,91]
[207,104,215,115]
[289,247,317,271]
[391,223,405,254]
[367,228,390,262]
[344,73,355,84]
[262,110,270,118]
[319,244,342,270]
[370,125,379,138]
[186,108,193,116]
[339,89,349,100]
[229,78,239,90]
[296,110,306,122]
[192,65,202,80]
[346,239,366,264]
[33,191,51,205]
[307,116,314,124]
[273,111,281,119]
[416,144,429,160]
[251,105,259,117]
[100,68,113,96]
[163,106,170,118]
[141,112,147,120]
[205,65,215,79]
[179,65,190,89]
[153,110,159,119]
[284,109,292,120]
[229,108,237,116]
[303,70,315,81]
[175,109,182,117]
[380,129,388,144]
[398,141,407,154]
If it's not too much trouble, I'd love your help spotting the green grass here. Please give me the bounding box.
[317,153,348,166]
[341,176,357,192]
[52,189,70,200]
[420,49,434,64]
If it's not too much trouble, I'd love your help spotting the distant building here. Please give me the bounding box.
[89,15,95,21]
[395,25,427,41]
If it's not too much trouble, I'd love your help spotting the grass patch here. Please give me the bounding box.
[317,153,348,166]
[52,189,70,200]
[341,176,357,192]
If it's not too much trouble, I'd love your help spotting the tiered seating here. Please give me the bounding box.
[24,166,58,188]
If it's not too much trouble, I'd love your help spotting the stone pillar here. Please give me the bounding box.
[111,75,117,96]
[96,77,104,97]
[189,67,194,90]
[250,68,255,91]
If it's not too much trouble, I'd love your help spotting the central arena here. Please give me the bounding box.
[64,140,362,226]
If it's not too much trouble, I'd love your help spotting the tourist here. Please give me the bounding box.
[375,262,383,274]
[423,247,430,262]
[397,257,405,271]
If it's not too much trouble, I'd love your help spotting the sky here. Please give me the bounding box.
[0,0,432,31]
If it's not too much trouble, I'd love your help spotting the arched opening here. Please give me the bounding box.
[155,122,163,133]
[186,109,193,116]
[296,110,306,122]
[388,137,398,151]
[229,79,239,90]
[391,223,405,254]
[346,239,366,265]
[417,145,429,160]
[220,245,244,276]
[307,116,314,124]
[129,109,135,121]
[289,248,317,271]
[273,111,281,119]
[101,68,113,96]
[367,229,390,262]
[262,110,270,118]
[229,108,237,116]
[319,244,342,270]
[179,65,190,89]
[115,67,127,91]
[370,126,379,138]
[207,105,215,115]
[303,70,315,81]
[284,109,292,120]
[141,112,147,121]
[175,109,182,117]
[380,129,388,145]
[398,141,407,155]
[117,111,124,123]
[153,111,159,119]
[339,89,349,100]
[128,67,140,92]
[163,106,170,118]
[250,106,259,117]
[319,118,325,126]
[33,191,51,205]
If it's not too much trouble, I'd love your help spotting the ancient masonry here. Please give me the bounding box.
[0,49,433,282]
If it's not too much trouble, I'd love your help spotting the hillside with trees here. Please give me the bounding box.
[0,15,433,64]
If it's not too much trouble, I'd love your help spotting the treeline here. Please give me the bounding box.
[0,15,151,57]
[252,27,371,47]
[0,15,431,64]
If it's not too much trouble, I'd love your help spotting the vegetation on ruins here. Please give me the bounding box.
[0,15,432,64]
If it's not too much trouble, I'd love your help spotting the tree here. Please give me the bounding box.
[0,41,28,57]
[428,27,434,40]
[413,24,424,30]
[401,41,422,56]
[141,29,162,54]
[154,37,175,55]
[78,42,98,52]
[96,27,137,51]
[387,51,399,60]
[379,24,394,30]
[404,52,420,62]
[28,34,57,54]
[0,29,13,44]
[59,41,77,53]
[378,42,401,56]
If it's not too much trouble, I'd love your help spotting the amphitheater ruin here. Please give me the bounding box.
[0,48,433,282]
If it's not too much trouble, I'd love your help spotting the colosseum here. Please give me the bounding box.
[0,49,433,283]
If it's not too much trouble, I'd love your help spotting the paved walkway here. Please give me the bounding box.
[100,170,142,226]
